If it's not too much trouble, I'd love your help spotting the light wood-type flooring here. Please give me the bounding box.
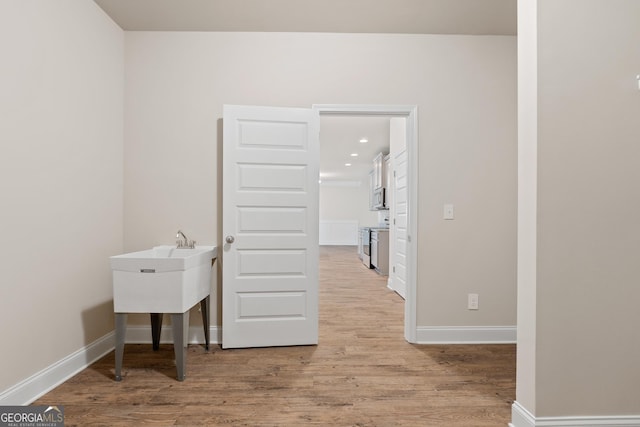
[35,245,516,426]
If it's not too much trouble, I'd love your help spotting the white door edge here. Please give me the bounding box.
[312,104,419,344]
[222,105,320,349]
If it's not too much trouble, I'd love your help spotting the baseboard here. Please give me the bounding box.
[124,325,221,345]
[510,401,640,427]
[416,326,516,344]
[0,332,115,405]
[0,325,221,406]
[510,401,537,427]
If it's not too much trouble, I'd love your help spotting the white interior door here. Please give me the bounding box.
[222,105,319,349]
[392,149,408,299]
[389,117,408,299]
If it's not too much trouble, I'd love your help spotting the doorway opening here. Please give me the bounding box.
[314,104,418,343]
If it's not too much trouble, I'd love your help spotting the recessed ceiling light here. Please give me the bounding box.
[345,163,352,167]
[350,153,358,157]
[359,138,368,143]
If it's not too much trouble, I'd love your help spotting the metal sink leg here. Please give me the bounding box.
[114,313,127,381]
[171,313,186,381]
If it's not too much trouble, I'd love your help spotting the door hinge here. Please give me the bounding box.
[393,218,396,225]
[393,266,396,273]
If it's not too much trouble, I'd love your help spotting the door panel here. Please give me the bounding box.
[222,105,319,349]
[237,207,307,234]
[236,249,307,276]
[237,164,307,191]
[237,120,309,149]
[237,292,307,319]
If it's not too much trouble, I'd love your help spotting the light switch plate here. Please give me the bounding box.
[468,293,479,310]
[444,204,454,220]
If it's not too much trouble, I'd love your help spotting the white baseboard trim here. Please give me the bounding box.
[0,325,221,406]
[125,325,221,345]
[510,401,640,427]
[510,401,537,427]
[0,332,115,406]
[416,326,516,344]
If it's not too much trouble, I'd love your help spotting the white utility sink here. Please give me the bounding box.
[110,245,216,273]
[110,244,217,381]
[110,245,217,313]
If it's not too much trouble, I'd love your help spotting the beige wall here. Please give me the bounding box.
[516,0,640,420]
[416,41,518,326]
[0,0,123,395]
[124,32,517,328]
[536,0,640,417]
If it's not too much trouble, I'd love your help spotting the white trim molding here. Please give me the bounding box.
[416,326,517,344]
[0,332,115,405]
[510,401,640,427]
[313,104,419,344]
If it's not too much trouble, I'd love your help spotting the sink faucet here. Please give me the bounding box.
[176,230,195,249]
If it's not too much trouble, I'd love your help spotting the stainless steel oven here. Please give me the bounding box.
[361,227,372,268]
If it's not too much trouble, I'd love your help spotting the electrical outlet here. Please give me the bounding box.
[468,293,479,310]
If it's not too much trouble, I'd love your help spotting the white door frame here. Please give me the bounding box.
[312,104,419,343]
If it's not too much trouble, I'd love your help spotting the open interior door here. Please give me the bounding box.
[222,105,319,349]
[392,150,408,299]
[390,117,408,299]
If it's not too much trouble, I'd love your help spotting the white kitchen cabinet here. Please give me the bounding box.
[370,152,389,211]
[372,152,386,190]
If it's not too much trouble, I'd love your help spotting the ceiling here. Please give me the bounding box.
[93,0,517,35]
[93,0,516,184]
[320,116,391,185]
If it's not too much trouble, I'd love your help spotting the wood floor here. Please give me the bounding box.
[35,246,515,426]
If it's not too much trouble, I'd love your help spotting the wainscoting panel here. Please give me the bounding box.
[319,220,359,246]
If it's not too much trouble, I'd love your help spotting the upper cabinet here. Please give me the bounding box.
[372,152,387,190]
[370,152,389,210]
